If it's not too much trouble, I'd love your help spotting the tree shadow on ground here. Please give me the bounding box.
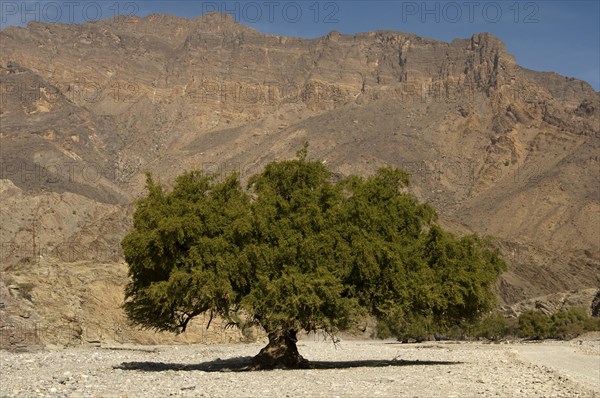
[114,357,462,372]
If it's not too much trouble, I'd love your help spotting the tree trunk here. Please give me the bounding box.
[251,329,309,369]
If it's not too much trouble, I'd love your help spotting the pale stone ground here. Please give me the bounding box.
[1,338,598,397]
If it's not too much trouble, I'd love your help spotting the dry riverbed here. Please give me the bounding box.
[1,338,598,397]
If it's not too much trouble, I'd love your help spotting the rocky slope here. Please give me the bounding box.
[1,13,598,350]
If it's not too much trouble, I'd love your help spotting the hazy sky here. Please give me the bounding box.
[1,1,598,90]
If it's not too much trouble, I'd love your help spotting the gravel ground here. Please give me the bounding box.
[1,339,598,397]
[513,340,599,394]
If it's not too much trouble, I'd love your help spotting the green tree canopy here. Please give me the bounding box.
[122,149,505,368]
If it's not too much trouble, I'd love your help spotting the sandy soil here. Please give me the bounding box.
[0,338,598,397]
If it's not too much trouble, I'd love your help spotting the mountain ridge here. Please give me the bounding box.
[1,13,598,349]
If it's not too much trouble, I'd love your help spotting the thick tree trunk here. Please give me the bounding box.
[251,329,309,369]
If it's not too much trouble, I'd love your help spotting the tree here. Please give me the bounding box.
[122,146,506,368]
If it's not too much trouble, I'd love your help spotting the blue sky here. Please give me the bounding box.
[1,1,598,90]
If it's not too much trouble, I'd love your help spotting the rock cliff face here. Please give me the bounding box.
[1,13,598,349]
[501,288,600,318]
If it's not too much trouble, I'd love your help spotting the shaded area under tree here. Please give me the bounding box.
[115,357,462,372]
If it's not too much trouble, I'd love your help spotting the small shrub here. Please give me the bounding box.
[584,315,600,332]
[518,310,551,339]
[375,320,393,339]
[376,314,436,342]
[18,282,36,301]
[549,308,586,339]
[472,313,515,341]
[549,307,600,339]
[395,316,436,343]
[382,307,600,342]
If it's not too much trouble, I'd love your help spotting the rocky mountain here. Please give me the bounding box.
[1,13,598,349]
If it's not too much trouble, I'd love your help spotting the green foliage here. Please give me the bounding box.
[393,314,437,342]
[516,308,599,340]
[122,148,507,339]
[584,314,600,332]
[518,310,552,339]
[550,308,585,339]
[549,307,600,339]
[383,307,599,342]
[122,172,252,333]
[470,313,516,341]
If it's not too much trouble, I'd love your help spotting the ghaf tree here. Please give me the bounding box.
[122,147,505,368]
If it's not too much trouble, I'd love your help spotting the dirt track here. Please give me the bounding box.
[512,341,599,394]
[0,339,598,397]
